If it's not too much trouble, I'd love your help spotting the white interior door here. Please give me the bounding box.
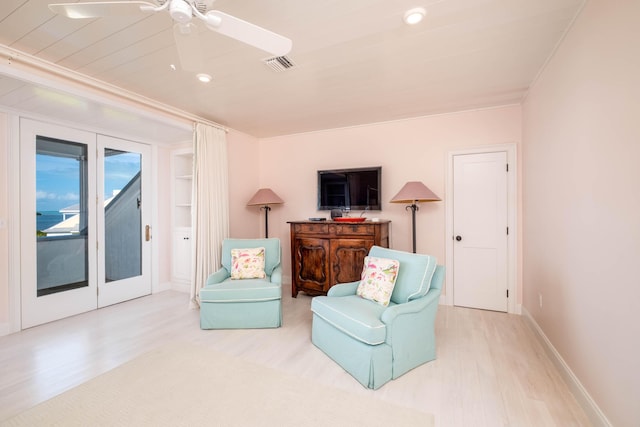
[453,151,508,312]
[97,135,152,307]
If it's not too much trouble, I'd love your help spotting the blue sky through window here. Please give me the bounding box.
[36,152,141,212]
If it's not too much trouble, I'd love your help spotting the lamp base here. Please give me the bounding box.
[405,203,418,253]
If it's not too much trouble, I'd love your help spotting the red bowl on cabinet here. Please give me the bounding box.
[333,217,367,223]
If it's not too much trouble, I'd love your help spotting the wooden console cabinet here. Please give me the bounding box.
[289,220,390,297]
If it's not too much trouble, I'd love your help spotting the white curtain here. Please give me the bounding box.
[189,123,229,308]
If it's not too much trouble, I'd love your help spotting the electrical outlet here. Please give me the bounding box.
[539,293,543,309]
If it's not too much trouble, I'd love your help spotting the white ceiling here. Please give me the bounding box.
[0,0,585,139]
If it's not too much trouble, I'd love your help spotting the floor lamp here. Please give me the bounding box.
[247,188,284,238]
[390,181,441,253]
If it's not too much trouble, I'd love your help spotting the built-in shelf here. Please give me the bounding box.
[172,148,193,284]
[173,150,193,229]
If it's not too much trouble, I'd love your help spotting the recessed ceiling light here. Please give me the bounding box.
[404,7,426,25]
[196,73,212,83]
[170,64,177,71]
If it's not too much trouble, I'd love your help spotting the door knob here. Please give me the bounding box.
[455,235,462,241]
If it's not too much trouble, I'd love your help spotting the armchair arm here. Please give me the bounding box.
[327,281,360,297]
[380,287,442,377]
[205,268,230,286]
[270,265,283,286]
[381,287,441,324]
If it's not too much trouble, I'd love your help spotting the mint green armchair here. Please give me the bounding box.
[200,238,282,329]
[311,246,444,389]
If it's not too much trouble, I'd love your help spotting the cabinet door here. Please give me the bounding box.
[330,239,372,286]
[293,237,330,294]
[172,229,191,282]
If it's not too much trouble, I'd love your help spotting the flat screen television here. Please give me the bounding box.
[317,166,381,211]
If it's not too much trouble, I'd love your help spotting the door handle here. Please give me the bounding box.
[145,225,151,241]
[455,235,462,241]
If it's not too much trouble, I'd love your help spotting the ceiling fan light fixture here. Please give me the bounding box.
[169,0,193,23]
[404,7,426,25]
[196,73,212,83]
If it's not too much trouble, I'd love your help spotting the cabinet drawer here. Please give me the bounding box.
[293,223,329,234]
[333,224,375,236]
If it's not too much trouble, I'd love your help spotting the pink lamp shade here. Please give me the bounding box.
[390,181,440,203]
[247,188,283,238]
[390,181,440,253]
[247,188,284,206]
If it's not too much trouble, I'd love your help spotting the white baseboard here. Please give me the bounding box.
[170,281,190,293]
[154,281,172,293]
[515,303,522,315]
[521,307,612,427]
[155,280,190,294]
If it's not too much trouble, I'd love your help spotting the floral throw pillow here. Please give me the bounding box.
[356,256,400,306]
[230,247,266,280]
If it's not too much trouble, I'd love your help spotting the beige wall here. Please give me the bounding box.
[0,113,8,331]
[257,105,522,288]
[522,1,640,425]
[227,129,261,238]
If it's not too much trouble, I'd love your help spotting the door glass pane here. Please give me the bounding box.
[36,136,88,296]
[104,149,142,282]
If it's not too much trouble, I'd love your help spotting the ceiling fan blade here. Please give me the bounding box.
[173,23,205,72]
[49,1,157,18]
[205,10,292,56]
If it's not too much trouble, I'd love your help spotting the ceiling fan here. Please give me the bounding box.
[49,0,293,72]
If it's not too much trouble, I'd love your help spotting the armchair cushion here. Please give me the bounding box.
[368,246,437,304]
[200,277,280,302]
[230,247,266,279]
[311,296,389,345]
[356,256,400,306]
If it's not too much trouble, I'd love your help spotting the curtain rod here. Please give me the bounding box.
[0,45,228,133]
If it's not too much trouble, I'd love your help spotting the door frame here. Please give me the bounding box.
[445,143,519,314]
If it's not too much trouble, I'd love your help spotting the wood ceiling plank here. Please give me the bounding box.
[78,27,175,78]
[11,14,89,55]
[0,76,27,101]
[41,14,163,68]
[0,0,30,22]
[0,0,54,46]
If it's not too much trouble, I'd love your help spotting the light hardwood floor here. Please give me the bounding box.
[0,290,591,426]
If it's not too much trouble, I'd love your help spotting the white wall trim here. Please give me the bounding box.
[444,143,519,314]
[522,306,612,427]
[150,144,160,295]
[7,115,21,333]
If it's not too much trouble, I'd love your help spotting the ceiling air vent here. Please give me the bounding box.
[263,56,296,72]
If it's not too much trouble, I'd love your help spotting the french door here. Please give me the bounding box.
[20,119,152,328]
